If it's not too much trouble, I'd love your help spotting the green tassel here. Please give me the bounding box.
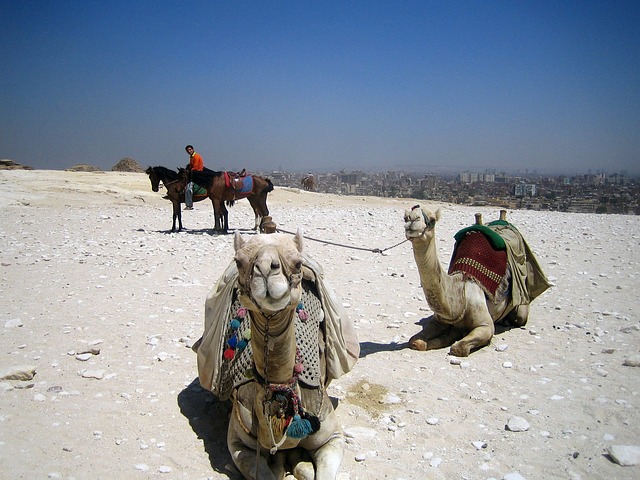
[286,414,313,439]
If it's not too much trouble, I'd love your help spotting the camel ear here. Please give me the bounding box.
[435,208,442,222]
[234,231,245,252]
[294,228,304,253]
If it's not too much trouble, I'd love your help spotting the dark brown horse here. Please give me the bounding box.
[182,168,274,232]
[146,166,227,232]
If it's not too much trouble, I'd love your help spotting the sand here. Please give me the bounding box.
[1,169,639,480]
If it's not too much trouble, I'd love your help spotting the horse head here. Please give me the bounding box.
[146,167,161,192]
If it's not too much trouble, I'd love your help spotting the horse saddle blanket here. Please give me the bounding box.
[449,221,551,307]
[193,183,206,196]
[224,172,253,197]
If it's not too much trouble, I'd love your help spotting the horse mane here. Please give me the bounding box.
[191,168,223,183]
[148,166,178,180]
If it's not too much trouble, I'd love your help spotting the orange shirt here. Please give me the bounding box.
[189,152,204,171]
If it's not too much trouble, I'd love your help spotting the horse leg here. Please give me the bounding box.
[172,200,182,232]
[248,197,262,231]
[211,198,224,231]
[221,202,229,232]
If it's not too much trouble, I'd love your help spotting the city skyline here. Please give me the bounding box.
[1,1,639,175]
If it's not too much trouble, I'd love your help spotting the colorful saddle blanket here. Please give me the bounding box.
[193,183,206,196]
[448,229,508,300]
[224,172,254,198]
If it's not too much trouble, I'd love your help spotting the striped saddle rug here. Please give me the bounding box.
[448,230,508,300]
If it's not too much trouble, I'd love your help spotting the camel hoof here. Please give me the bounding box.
[450,342,470,357]
[409,339,428,351]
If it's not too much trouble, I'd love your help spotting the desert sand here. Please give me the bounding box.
[1,169,639,480]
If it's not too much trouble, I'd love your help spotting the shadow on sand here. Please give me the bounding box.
[177,378,241,479]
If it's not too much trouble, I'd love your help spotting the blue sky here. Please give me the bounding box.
[1,1,638,175]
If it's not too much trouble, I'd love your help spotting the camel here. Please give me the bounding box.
[301,174,315,192]
[193,231,359,479]
[403,205,550,357]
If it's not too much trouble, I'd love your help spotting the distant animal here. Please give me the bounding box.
[146,166,224,232]
[403,205,550,356]
[301,174,315,191]
[182,168,274,232]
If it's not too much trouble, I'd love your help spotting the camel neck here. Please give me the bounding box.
[250,308,297,384]
[413,236,465,321]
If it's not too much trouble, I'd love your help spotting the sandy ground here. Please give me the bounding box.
[1,169,639,480]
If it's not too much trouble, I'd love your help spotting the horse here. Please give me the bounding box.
[182,168,274,233]
[146,166,227,232]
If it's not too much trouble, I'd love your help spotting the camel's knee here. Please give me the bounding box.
[513,304,529,327]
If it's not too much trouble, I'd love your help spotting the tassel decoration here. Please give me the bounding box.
[286,414,313,439]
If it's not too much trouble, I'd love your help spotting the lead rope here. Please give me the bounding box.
[275,227,408,254]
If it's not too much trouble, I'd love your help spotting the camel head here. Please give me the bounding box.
[234,230,304,314]
[404,205,441,245]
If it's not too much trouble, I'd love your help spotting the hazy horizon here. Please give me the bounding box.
[1,1,638,175]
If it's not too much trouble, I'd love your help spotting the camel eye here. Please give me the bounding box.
[293,260,302,272]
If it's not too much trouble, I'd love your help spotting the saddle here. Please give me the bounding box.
[449,228,508,300]
[224,169,253,197]
[449,219,551,308]
[218,277,324,401]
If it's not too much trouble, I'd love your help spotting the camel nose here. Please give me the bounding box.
[255,257,281,278]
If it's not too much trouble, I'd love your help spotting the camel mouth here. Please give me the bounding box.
[250,276,299,312]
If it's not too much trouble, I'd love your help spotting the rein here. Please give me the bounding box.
[276,227,408,254]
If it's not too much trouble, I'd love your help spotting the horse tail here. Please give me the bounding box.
[264,178,274,193]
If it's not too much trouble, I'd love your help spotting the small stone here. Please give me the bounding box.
[0,365,37,381]
[134,463,150,471]
[5,318,23,328]
[503,361,513,368]
[472,441,487,450]
[158,466,171,473]
[430,457,442,467]
[495,344,508,352]
[503,473,527,480]
[33,393,46,402]
[450,357,462,365]
[81,369,105,379]
[426,417,439,425]
[607,445,640,466]
[506,416,530,432]
[354,454,367,462]
[623,354,640,367]
[75,353,92,362]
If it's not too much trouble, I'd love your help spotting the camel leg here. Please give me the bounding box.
[409,316,455,351]
[309,436,344,480]
[288,449,314,480]
[509,304,529,327]
[450,320,495,357]
[227,415,276,480]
